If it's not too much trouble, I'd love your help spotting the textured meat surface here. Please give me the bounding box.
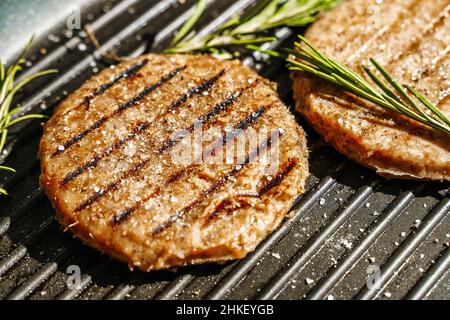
[292,0,450,180]
[39,54,309,271]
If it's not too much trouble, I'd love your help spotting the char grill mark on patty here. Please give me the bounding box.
[62,59,150,117]
[167,69,226,113]
[157,92,239,153]
[328,0,421,66]
[151,129,283,236]
[94,60,150,96]
[111,104,271,225]
[206,106,268,158]
[72,69,230,210]
[391,4,450,95]
[159,80,259,154]
[61,121,151,186]
[345,0,422,64]
[40,54,311,271]
[52,65,186,157]
[60,69,228,186]
[348,1,450,85]
[293,0,449,181]
[74,159,151,212]
[204,158,298,224]
[258,159,297,196]
[390,4,449,65]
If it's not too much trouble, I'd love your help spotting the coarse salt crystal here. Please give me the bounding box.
[341,239,353,249]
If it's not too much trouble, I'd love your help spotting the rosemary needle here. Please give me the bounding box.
[0,36,57,195]
[286,36,450,136]
[165,0,341,55]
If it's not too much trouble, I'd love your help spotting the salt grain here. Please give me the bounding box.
[341,239,353,249]
[77,43,88,52]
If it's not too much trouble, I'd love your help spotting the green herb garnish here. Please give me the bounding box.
[286,36,450,136]
[165,0,341,55]
[0,36,57,195]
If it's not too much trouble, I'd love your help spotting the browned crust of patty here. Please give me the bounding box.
[292,0,450,181]
[40,54,309,271]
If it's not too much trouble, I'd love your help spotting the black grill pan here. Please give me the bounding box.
[0,0,449,300]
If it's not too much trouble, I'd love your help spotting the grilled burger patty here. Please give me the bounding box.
[292,0,450,180]
[39,54,309,271]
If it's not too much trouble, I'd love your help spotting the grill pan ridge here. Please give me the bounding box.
[0,0,449,300]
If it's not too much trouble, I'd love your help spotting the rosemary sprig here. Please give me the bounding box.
[0,36,57,195]
[286,36,450,136]
[165,0,341,54]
